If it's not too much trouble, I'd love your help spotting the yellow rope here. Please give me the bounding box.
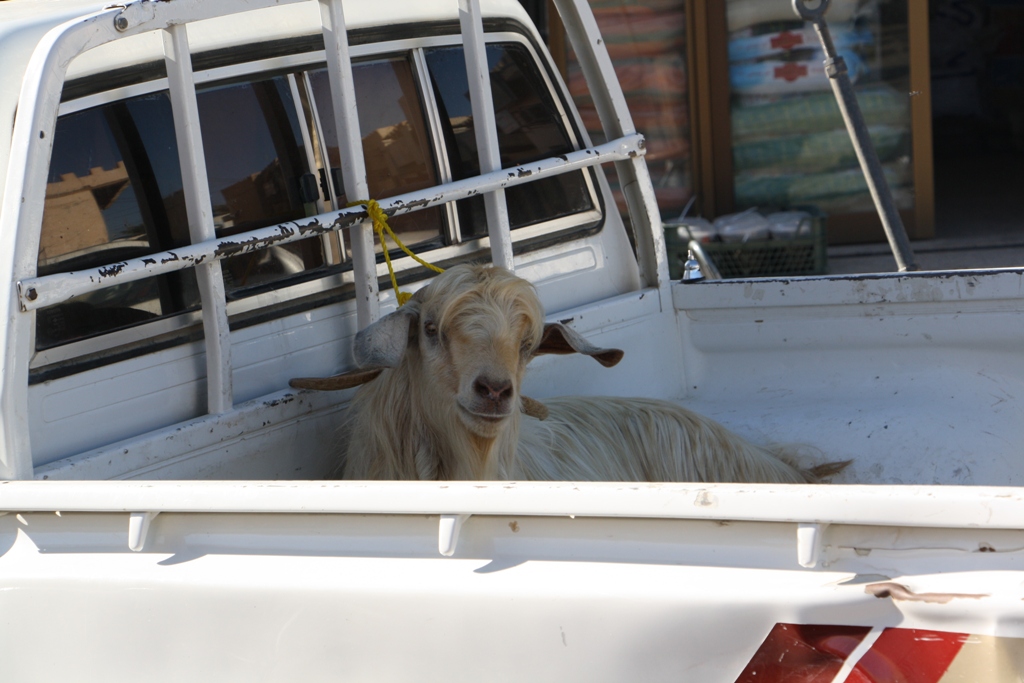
[347,199,444,306]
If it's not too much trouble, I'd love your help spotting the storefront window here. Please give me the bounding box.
[727,0,913,217]
[565,0,692,220]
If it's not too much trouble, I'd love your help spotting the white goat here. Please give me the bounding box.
[291,265,847,483]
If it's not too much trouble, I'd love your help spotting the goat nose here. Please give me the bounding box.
[474,376,513,403]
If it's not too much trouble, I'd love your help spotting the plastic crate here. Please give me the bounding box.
[665,214,827,279]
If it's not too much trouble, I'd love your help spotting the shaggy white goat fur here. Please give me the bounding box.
[291,265,845,483]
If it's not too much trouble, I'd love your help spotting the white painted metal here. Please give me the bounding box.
[318,0,379,327]
[6,508,1021,682]
[127,510,159,551]
[459,0,515,271]
[797,522,827,568]
[162,24,234,414]
[17,135,645,311]
[438,513,471,556]
[4,480,1024,529]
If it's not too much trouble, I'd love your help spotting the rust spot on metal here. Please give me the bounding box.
[263,394,296,408]
[161,253,180,264]
[400,198,432,211]
[865,581,987,604]
[98,262,126,277]
[214,232,286,258]
[330,213,363,231]
[516,168,532,178]
[141,258,156,266]
[294,219,323,235]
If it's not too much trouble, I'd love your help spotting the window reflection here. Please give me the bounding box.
[424,43,594,238]
[727,0,914,217]
[36,42,601,353]
[37,93,199,350]
[196,76,325,292]
[37,74,330,350]
[308,57,447,254]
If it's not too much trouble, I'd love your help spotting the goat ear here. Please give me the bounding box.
[287,304,419,391]
[289,368,384,391]
[352,305,419,368]
[535,323,624,368]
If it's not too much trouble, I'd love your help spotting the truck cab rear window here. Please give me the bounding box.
[36,36,599,355]
[38,92,200,350]
[424,43,594,237]
[307,56,448,254]
[39,75,326,349]
[198,76,326,293]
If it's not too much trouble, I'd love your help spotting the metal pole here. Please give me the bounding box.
[552,0,668,288]
[458,0,515,271]
[319,0,380,326]
[163,24,234,414]
[793,0,918,272]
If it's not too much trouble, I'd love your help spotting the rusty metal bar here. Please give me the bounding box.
[17,135,647,312]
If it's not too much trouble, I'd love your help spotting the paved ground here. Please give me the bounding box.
[828,147,1024,275]
[828,233,1024,274]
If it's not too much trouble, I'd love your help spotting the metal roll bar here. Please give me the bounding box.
[0,0,661,479]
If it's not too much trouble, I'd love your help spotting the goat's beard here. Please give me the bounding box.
[422,384,519,480]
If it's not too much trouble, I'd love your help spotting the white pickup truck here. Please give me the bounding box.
[2,0,1023,680]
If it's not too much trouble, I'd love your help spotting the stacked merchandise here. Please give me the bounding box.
[727,0,914,216]
[567,0,691,219]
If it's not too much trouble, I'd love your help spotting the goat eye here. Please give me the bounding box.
[424,321,438,338]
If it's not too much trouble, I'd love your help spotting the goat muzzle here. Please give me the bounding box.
[473,375,513,405]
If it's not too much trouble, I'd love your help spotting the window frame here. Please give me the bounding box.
[31,28,606,377]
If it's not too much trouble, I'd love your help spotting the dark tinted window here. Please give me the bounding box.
[197,76,325,293]
[38,92,200,350]
[424,43,594,238]
[309,56,447,255]
[38,75,326,350]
